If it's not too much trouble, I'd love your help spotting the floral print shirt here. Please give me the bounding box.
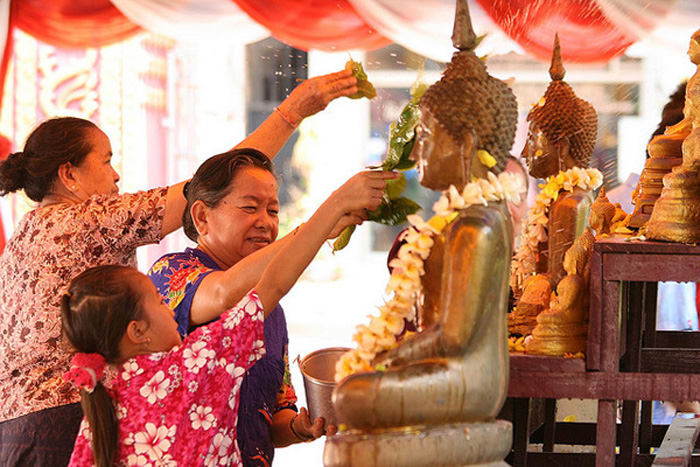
[148,248,297,466]
[69,290,266,467]
[0,189,167,422]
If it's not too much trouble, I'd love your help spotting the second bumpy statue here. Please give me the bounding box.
[508,34,599,337]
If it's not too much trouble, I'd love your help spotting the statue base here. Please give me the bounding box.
[323,419,512,467]
[646,168,700,243]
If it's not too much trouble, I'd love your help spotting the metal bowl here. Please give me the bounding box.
[299,347,350,428]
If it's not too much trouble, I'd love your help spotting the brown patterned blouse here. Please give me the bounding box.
[0,188,167,422]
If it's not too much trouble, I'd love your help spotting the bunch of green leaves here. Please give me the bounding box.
[345,59,377,100]
[333,83,426,252]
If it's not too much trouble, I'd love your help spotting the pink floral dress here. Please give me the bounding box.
[0,189,167,423]
[69,290,266,467]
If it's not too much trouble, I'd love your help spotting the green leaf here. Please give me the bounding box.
[384,173,407,200]
[332,224,356,253]
[336,75,424,252]
[394,135,417,171]
[381,103,421,171]
[366,197,421,226]
[346,59,376,100]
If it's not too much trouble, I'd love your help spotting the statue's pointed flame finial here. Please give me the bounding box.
[549,33,566,81]
[452,0,477,51]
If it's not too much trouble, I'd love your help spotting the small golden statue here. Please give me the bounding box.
[525,227,595,356]
[647,29,700,243]
[588,186,617,237]
[325,1,517,465]
[627,133,685,229]
[525,187,614,356]
[508,274,552,336]
[508,34,598,336]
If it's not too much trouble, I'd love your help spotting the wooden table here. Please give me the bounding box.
[508,237,700,466]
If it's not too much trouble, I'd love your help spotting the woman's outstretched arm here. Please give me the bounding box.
[256,171,396,314]
[234,69,357,157]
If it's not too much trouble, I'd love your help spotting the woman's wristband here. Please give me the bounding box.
[289,413,314,442]
[275,106,300,129]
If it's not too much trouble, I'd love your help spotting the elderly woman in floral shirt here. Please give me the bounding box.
[0,68,358,466]
[148,149,396,465]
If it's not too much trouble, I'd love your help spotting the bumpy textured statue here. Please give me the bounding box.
[521,34,597,287]
[647,29,700,243]
[325,1,517,465]
[508,34,598,339]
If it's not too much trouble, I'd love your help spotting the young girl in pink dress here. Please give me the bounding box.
[60,168,393,466]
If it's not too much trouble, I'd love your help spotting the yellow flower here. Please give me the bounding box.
[477,149,497,168]
[540,183,560,202]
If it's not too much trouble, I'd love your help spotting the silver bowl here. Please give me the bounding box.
[299,347,350,428]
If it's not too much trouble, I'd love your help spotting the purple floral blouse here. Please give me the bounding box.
[69,290,266,466]
[0,189,167,423]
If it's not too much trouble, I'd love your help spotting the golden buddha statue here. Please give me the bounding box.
[525,227,595,356]
[588,186,617,237]
[508,274,552,337]
[508,34,598,338]
[325,1,517,465]
[628,133,685,229]
[647,29,700,243]
[522,34,597,287]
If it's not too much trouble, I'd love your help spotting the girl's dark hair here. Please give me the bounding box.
[0,117,99,202]
[183,148,275,242]
[61,265,146,467]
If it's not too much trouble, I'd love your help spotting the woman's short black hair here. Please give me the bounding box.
[182,148,275,242]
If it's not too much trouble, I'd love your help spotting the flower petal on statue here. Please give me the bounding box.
[433,195,450,216]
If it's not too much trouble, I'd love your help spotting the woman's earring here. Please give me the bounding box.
[71,185,77,191]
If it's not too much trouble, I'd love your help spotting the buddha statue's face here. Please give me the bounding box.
[411,108,477,191]
[522,121,575,179]
[523,121,559,179]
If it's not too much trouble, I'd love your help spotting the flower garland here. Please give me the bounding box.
[509,167,603,296]
[335,171,527,382]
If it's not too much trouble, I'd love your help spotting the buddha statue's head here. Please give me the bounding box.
[562,227,595,276]
[523,34,598,179]
[689,29,700,65]
[411,0,517,192]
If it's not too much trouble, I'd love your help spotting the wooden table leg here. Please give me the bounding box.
[512,397,531,467]
[640,400,653,454]
[620,400,639,466]
[543,398,556,452]
[597,399,617,467]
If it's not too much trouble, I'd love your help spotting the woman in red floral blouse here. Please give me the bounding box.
[0,67,358,466]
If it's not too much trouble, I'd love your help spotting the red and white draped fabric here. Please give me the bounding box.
[473,0,679,63]
[14,0,140,48]
[230,0,391,52]
[347,0,521,63]
[109,0,268,44]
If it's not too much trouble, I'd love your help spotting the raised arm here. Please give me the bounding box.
[234,69,358,156]
[160,70,357,238]
[256,171,397,314]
